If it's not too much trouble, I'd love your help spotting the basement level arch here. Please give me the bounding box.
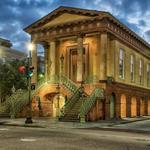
[52,95,65,117]
[140,99,145,116]
[148,99,150,115]
[120,94,126,118]
[131,97,137,117]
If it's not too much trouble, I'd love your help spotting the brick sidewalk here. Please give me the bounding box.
[0,116,150,130]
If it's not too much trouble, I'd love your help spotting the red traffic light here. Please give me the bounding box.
[29,66,34,70]
[18,66,25,74]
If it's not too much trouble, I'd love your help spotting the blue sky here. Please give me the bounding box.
[0,0,150,53]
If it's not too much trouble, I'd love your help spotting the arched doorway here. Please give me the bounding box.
[140,99,145,116]
[148,99,150,115]
[131,97,137,117]
[120,94,126,118]
[52,95,65,117]
[110,93,115,119]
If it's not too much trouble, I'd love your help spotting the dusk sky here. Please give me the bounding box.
[0,0,150,53]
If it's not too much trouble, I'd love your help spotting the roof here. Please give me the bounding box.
[24,6,150,49]
[0,37,12,48]
[24,6,107,31]
[0,45,27,60]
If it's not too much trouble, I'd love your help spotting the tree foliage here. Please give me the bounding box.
[0,59,27,102]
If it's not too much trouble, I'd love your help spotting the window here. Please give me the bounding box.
[119,49,124,79]
[147,64,150,87]
[130,55,134,82]
[139,59,143,84]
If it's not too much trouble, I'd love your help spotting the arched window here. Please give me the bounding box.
[119,49,124,79]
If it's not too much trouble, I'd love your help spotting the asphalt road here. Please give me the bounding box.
[113,120,150,131]
[0,126,150,150]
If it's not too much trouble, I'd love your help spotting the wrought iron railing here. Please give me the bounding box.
[79,88,104,120]
[10,90,29,118]
[0,89,28,118]
[1,75,78,118]
[45,75,78,93]
[59,75,78,93]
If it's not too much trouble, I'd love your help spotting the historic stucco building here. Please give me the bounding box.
[0,38,26,62]
[23,6,150,121]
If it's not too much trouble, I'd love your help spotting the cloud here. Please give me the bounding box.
[0,0,149,54]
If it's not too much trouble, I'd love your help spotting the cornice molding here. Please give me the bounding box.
[31,18,150,59]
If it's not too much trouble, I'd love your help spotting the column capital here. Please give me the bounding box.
[42,42,50,50]
[49,37,57,42]
[77,32,85,38]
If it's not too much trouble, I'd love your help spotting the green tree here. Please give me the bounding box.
[0,59,27,102]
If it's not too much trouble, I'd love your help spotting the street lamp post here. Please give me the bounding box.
[60,54,64,75]
[56,84,60,118]
[25,43,34,124]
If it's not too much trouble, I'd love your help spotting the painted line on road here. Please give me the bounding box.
[0,128,9,131]
[20,138,37,142]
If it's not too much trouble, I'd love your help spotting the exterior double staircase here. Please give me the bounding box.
[59,87,104,122]
[0,75,104,122]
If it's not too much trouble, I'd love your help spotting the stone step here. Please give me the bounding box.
[0,113,10,118]
[60,96,87,122]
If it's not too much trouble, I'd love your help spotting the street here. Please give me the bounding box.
[0,125,150,150]
[113,120,150,131]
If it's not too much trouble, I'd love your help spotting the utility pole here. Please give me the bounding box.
[25,43,34,124]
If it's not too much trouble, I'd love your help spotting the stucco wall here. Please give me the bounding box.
[114,40,150,89]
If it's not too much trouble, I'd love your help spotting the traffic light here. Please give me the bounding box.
[18,66,25,74]
[28,66,34,77]
[18,65,34,78]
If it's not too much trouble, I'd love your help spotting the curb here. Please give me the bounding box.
[2,123,45,128]
[109,117,150,126]
[80,127,150,134]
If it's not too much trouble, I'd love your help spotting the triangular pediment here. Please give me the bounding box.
[24,6,103,32]
[43,13,92,28]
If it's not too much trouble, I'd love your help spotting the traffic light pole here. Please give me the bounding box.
[25,50,33,124]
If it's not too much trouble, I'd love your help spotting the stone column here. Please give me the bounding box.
[77,34,84,82]
[49,41,56,78]
[99,33,107,80]
[126,95,131,117]
[31,43,37,84]
[108,37,115,78]
[43,43,49,82]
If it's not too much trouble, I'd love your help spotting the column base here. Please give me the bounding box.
[80,116,86,123]
[25,117,33,124]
